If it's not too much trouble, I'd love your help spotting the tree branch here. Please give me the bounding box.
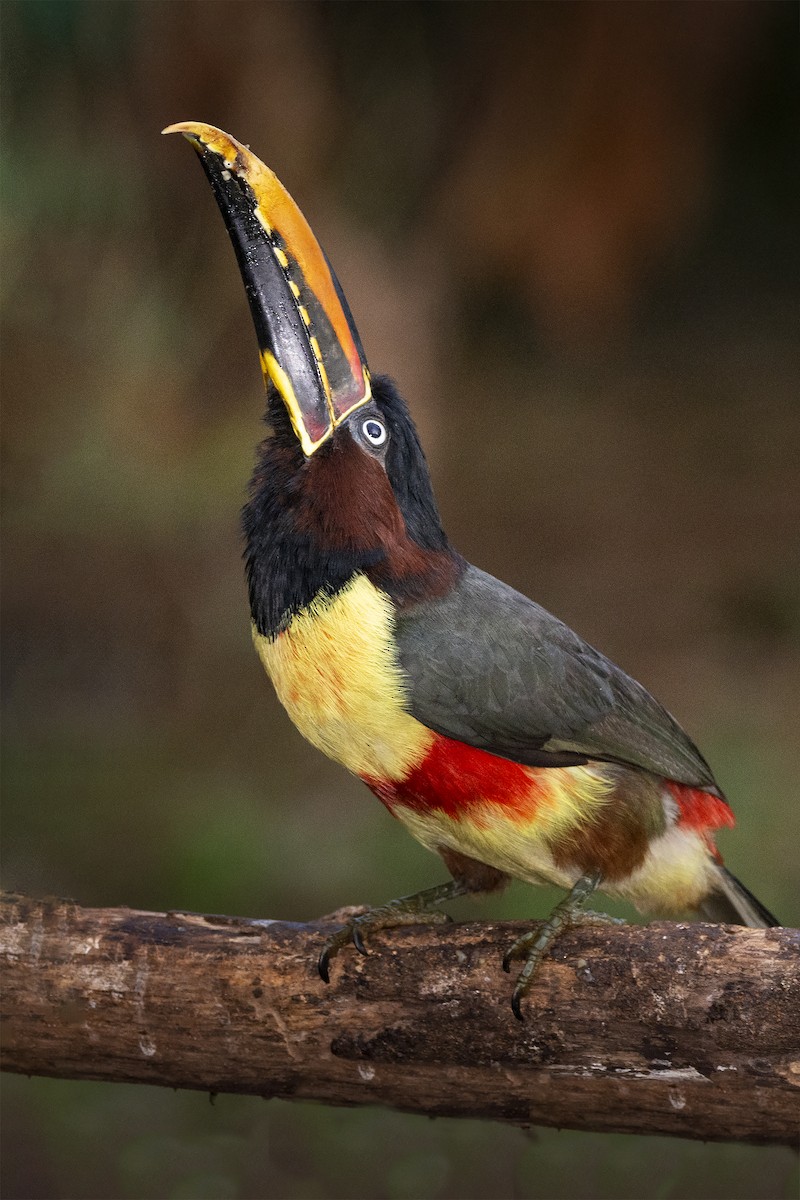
[1,892,797,1144]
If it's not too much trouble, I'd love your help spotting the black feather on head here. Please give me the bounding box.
[243,376,459,638]
[371,375,450,553]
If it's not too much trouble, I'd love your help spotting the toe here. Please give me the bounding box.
[351,924,370,956]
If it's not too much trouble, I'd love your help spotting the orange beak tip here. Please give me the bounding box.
[161,121,200,137]
[161,124,204,157]
[161,122,218,153]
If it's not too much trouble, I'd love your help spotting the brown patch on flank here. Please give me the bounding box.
[551,769,666,882]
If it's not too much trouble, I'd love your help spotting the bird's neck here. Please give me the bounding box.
[243,430,463,639]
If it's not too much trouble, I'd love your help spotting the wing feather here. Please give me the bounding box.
[394,565,720,794]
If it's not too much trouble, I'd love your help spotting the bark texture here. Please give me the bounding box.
[1,892,798,1144]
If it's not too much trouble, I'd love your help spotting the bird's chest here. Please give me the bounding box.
[252,574,433,781]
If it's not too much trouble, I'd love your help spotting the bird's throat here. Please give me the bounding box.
[242,417,462,638]
[253,574,434,779]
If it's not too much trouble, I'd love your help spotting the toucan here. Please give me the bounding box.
[165,122,779,1018]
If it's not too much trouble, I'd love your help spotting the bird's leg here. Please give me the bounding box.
[318,879,469,982]
[503,869,623,1020]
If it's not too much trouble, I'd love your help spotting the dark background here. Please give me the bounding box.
[2,2,798,1197]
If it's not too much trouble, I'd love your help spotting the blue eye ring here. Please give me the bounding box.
[361,417,387,447]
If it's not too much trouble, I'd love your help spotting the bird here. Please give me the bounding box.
[164,121,779,1018]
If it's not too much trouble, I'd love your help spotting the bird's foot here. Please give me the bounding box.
[318,879,468,982]
[502,870,619,1020]
[572,909,626,929]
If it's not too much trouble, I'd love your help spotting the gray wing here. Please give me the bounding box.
[394,564,720,794]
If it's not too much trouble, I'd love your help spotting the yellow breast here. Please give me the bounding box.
[252,574,433,780]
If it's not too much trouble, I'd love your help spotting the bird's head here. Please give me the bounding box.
[164,122,461,634]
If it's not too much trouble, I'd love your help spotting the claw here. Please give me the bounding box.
[503,928,536,973]
[351,925,369,956]
[502,870,605,1016]
[318,925,354,982]
[315,879,469,986]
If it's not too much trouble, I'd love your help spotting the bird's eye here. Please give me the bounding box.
[361,417,387,447]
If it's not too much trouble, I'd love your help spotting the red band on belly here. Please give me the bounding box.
[363,733,538,822]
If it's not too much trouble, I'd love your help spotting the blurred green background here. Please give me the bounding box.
[2,2,798,1197]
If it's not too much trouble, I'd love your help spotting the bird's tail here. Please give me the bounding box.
[698,865,780,928]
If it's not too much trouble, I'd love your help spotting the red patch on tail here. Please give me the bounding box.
[668,783,735,832]
[668,782,735,861]
[364,733,538,822]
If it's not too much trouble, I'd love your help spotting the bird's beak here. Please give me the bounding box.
[163,121,371,456]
